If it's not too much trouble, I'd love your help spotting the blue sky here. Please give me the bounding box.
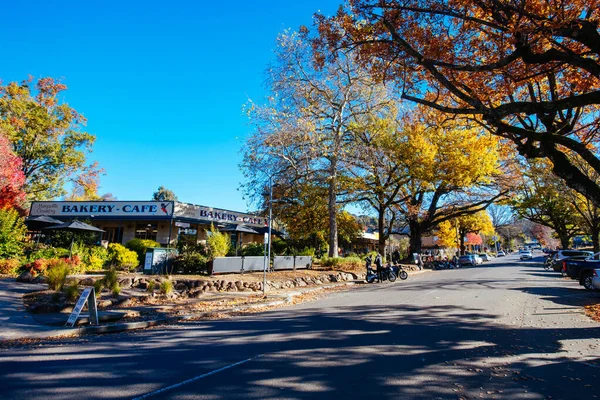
[1,0,342,212]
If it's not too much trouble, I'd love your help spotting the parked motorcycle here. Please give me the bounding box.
[365,255,407,283]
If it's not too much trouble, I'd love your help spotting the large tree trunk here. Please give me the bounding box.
[459,229,466,256]
[592,223,600,254]
[557,232,570,249]
[408,218,422,255]
[328,166,338,258]
[378,207,386,258]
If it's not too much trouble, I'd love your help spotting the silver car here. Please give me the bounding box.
[592,269,600,290]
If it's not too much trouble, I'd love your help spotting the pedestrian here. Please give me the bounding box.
[375,253,384,282]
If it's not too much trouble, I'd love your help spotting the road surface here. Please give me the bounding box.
[1,253,600,399]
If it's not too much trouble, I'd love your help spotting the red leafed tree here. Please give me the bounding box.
[0,131,26,210]
[465,232,483,246]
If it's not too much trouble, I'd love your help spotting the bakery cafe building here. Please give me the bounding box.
[28,201,268,248]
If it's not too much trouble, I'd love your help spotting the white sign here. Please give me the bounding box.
[30,201,174,217]
[174,202,266,227]
[65,287,98,327]
[144,252,153,270]
[175,221,190,228]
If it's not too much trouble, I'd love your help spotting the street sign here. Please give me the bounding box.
[65,287,98,327]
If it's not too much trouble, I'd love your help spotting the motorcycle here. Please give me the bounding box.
[365,255,408,283]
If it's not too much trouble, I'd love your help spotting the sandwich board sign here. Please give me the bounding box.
[65,287,99,327]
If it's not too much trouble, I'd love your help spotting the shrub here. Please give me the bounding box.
[0,258,20,275]
[102,268,118,291]
[160,280,173,295]
[28,258,52,276]
[107,243,139,271]
[206,224,230,260]
[64,282,80,302]
[125,238,160,265]
[111,285,121,298]
[72,243,108,271]
[321,256,362,269]
[298,247,316,256]
[239,243,265,257]
[27,247,70,262]
[147,280,156,292]
[93,279,104,297]
[46,260,70,291]
[172,251,208,274]
[0,208,27,259]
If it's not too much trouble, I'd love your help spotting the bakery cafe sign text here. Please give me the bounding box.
[30,201,174,217]
[174,203,265,227]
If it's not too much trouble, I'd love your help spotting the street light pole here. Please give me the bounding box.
[263,175,273,297]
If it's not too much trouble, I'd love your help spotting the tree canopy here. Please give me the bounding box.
[317,0,600,206]
[0,77,96,201]
[152,186,177,202]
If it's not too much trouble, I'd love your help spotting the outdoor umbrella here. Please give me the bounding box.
[219,224,260,256]
[24,215,64,231]
[43,220,105,257]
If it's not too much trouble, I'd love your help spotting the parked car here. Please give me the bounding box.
[549,250,594,272]
[497,250,506,257]
[592,269,600,290]
[479,253,492,262]
[458,255,477,266]
[519,250,533,260]
[563,253,600,290]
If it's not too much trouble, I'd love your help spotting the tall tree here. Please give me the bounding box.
[0,130,26,210]
[242,29,390,257]
[152,186,177,201]
[65,161,104,201]
[317,1,600,206]
[511,160,581,248]
[388,109,506,254]
[0,77,96,201]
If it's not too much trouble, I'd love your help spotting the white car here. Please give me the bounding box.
[472,254,483,265]
[478,253,492,262]
[520,250,533,260]
[497,250,506,257]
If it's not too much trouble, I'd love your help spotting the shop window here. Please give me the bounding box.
[104,227,124,244]
[135,223,158,241]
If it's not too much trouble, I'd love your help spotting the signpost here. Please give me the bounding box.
[65,287,98,327]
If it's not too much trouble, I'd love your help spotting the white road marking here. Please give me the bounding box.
[131,355,262,399]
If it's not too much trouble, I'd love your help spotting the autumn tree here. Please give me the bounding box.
[266,182,362,253]
[511,160,581,248]
[436,211,494,254]
[65,161,105,201]
[317,1,600,206]
[241,29,390,257]
[347,108,411,255]
[0,130,26,210]
[152,186,177,202]
[0,77,96,201]
[385,109,506,254]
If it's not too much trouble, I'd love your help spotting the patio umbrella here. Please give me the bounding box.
[25,215,64,231]
[43,220,105,257]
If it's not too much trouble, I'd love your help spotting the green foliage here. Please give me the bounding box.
[46,260,70,291]
[205,224,230,260]
[172,251,208,275]
[107,243,139,271]
[125,238,160,265]
[111,285,121,298]
[102,268,119,295]
[160,280,173,295]
[147,280,156,292]
[72,243,108,271]
[28,246,70,262]
[239,243,265,256]
[0,77,96,201]
[152,186,177,201]
[298,247,316,256]
[0,258,20,275]
[64,282,79,302]
[0,207,26,259]
[93,279,104,297]
[321,256,362,269]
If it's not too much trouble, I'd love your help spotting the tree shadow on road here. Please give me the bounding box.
[1,301,600,399]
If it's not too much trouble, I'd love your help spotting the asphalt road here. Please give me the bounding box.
[2,253,600,399]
